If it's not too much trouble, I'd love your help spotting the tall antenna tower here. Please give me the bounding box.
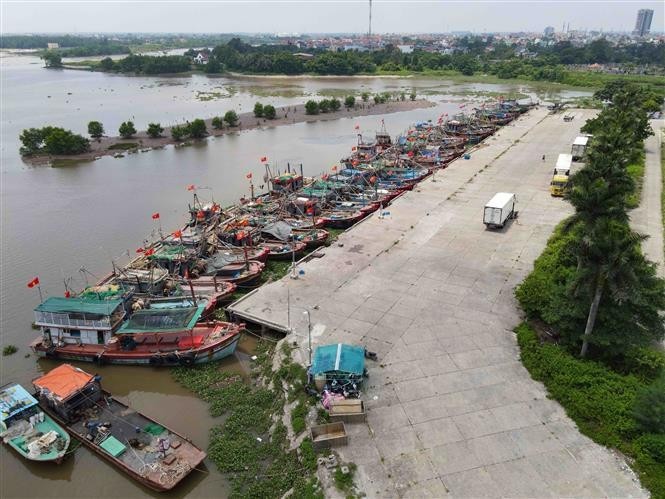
[368,0,372,48]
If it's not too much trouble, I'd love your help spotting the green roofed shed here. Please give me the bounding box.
[35,297,123,316]
[311,344,365,378]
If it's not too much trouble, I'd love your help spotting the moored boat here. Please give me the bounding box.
[1,383,70,463]
[33,365,206,491]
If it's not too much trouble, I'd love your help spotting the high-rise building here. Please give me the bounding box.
[633,9,653,37]
[544,26,555,36]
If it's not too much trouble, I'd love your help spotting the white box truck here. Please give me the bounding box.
[571,136,589,161]
[483,193,517,229]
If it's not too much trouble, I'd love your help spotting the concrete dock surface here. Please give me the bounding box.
[229,107,647,497]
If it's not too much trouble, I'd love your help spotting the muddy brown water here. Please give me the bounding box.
[0,52,591,497]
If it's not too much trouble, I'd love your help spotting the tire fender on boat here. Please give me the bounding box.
[178,353,196,366]
[149,354,164,365]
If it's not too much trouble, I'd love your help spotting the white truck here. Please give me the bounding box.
[483,192,517,229]
[571,136,589,161]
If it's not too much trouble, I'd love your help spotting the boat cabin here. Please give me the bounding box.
[271,173,304,196]
[33,364,102,423]
[34,295,127,348]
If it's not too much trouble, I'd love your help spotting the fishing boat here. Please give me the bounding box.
[262,240,307,261]
[198,260,265,288]
[30,295,242,366]
[33,365,206,491]
[292,228,329,249]
[318,210,366,229]
[1,383,70,463]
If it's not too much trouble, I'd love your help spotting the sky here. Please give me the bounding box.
[2,1,664,35]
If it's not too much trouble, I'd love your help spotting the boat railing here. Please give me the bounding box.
[34,311,113,330]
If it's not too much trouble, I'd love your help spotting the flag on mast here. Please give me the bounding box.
[27,277,40,288]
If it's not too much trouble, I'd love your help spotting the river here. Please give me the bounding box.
[0,52,592,497]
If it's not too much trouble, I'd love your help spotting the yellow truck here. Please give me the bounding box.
[550,153,572,196]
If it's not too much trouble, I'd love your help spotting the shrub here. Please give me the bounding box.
[263,104,276,120]
[253,102,264,118]
[3,345,18,356]
[318,99,331,113]
[211,116,224,129]
[633,374,665,433]
[171,125,188,141]
[361,92,369,102]
[344,95,356,108]
[305,100,319,115]
[146,123,163,138]
[410,91,417,101]
[19,127,89,156]
[329,98,341,111]
[188,118,207,139]
[635,433,665,463]
[223,110,239,127]
[118,121,136,139]
[87,121,104,138]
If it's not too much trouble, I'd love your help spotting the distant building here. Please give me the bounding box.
[632,9,653,37]
[544,26,555,37]
[397,45,414,54]
[194,52,209,64]
[292,52,314,59]
[343,44,368,52]
[47,42,59,49]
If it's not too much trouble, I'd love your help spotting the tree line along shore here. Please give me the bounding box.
[19,97,434,166]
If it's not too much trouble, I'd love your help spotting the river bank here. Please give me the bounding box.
[22,99,434,166]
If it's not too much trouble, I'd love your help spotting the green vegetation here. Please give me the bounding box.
[662,140,665,254]
[305,100,319,115]
[224,110,239,127]
[172,340,323,498]
[626,151,646,209]
[41,51,62,68]
[361,92,370,102]
[344,95,356,108]
[2,345,18,356]
[19,126,89,156]
[171,125,188,141]
[516,324,665,497]
[107,142,138,151]
[87,121,104,139]
[91,54,192,75]
[263,104,276,120]
[146,123,163,138]
[211,117,224,130]
[253,102,264,118]
[188,119,208,139]
[118,121,137,139]
[333,462,358,494]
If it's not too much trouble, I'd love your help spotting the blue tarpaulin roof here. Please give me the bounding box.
[1,383,38,422]
[311,343,365,376]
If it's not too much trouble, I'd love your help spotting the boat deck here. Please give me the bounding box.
[7,417,69,461]
[70,396,205,490]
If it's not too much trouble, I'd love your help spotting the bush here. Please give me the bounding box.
[633,375,665,433]
[211,116,224,129]
[318,99,331,113]
[146,123,163,138]
[171,125,188,141]
[19,126,89,156]
[118,121,136,139]
[635,433,665,463]
[361,92,369,102]
[3,345,18,356]
[329,98,341,111]
[410,91,417,101]
[87,121,104,138]
[263,104,276,120]
[188,118,207,139]
[344,95,356,108]
[253,102,264,118]
[223,110,238,127]
[618,347,665,381]
[305,100,319,115]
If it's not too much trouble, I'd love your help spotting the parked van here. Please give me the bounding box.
[483,193,517,229]
[550,154,572,197]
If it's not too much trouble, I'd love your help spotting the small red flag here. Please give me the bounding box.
[186,184,196,191]
[151,212,160,220]
[173,230,182,238]
[136,247,145,253]
[27,277,40,288]
[351,146,357,151]
[354,124,360,130]
[332,166,337,171]
[260,156,267,163]
[64,290,71,298]
[369,175,377,184]
[145,248,155,256]
[322,173,329,180]
[246,172,253,179]
[196,210,205,220]
[236,231,245,241]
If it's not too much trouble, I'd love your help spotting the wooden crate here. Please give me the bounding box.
[310,422,348,451]
[329,399,366,423]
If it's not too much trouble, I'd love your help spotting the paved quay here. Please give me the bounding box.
[229,107,647,497]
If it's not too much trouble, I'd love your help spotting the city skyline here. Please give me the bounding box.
[3,1,664,35]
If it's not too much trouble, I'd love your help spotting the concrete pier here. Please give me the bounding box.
[229,108,647,497]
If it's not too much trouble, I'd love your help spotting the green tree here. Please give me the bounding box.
[171,125,188,141]
[633,374,665,433]
[223,110,239,127]
[344,95,356,108]
[147,123,163,138]
[330,98,341,111]
[410,91,417,101]
[305,100,319,115]
[361,92,369,102]
[87,121,104,139]
[253,102,264,117]
[99,57,115,71]
[41,51,62,68]
[188,119,207,139]
[211,116,224,129]
[43,128,89,154]
[318,99,331,113]
[118,121,137,139]
[205,58,223,74]
[19,128,46,155]
[263,104,276,119]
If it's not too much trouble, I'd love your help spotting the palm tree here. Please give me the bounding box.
[572,218,646,357]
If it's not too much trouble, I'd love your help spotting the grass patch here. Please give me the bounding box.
[172,339,321,498]
[333,462,358,495]
[3,345,18,356]
[515,323,665,497]
[661,138,665,254]
[626,150,646,209]
[107,142,139,151]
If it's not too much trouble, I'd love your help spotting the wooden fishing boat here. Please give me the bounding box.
[292,228,329,249]
[139,290,231,319]
[34,365,206,491]
[198,260,265,287]
[1,383,70,463]
[262,240,308,261]
[318,210,366,229]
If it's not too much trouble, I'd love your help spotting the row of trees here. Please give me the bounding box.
[253,102,277,119]
[516,80,665,362]
[304,98,342,115]
[97,54,191,75]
